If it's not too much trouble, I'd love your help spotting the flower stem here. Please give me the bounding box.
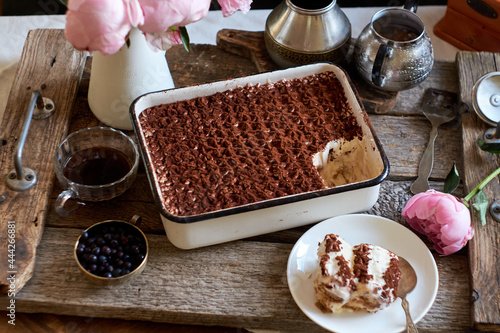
[463,166,500,202]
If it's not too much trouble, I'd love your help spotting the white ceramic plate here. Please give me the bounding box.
[287,213,438,333]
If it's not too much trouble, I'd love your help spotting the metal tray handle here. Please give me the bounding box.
[5,90,55,191]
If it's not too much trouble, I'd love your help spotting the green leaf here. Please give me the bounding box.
[472,190,488,226]
[443,163,460,194]
[59,0,68,7]
[179,26,190,53]
[477,138,500,154]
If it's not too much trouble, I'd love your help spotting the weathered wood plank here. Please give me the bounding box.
[394,61,461,117]
[457,51,500,111]
[167,43,260,86]
[0,311,243,333]
[457,51,500,332]
[0,29,86,294]
[0,223,470,332]
[370,114,462,180]
[44,179,463,247]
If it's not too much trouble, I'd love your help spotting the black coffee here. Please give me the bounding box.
[63,147,131,185]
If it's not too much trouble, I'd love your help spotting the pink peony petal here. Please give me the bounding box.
[65,0,141,55]
[401,189,474,256]
[217,0,253,17]
[138,0,211,33]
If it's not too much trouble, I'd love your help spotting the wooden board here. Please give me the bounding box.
[1,216,472,333]
[0,29,87,294]
[0,29,481,332]
[456,51,500,332]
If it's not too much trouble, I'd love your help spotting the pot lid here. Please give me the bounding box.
[472,71,500,127]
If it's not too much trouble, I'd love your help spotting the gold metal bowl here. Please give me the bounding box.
[74,215,148,284]
[264,0,351,68]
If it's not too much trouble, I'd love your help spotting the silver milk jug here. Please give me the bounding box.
[265,0,351,68]
[353,2,433,91]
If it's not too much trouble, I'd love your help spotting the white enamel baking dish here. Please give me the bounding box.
[130,63,389,249]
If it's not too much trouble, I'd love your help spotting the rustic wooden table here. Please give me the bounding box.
[0,29,498,332]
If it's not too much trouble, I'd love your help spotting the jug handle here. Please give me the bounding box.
[371,44,392,87]
[403,0,418,13]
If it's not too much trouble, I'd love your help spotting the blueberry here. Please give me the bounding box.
[120,236,129,246]
[101,246,111,255]
[97,237,106,246]
[112,268,122,277]
[76,244,85,255]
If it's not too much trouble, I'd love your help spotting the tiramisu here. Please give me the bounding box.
[314,234,401,313]
[138,71,378,216]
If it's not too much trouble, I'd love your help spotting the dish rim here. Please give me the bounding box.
[286,213,439,333]
[130,63,390,224]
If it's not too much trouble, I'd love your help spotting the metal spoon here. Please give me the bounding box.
[410,88,457,194]
[398,257,419,333]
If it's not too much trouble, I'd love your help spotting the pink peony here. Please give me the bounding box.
[217,0,252,17]
[64,0,254,54]
[402,190,474,255]
[65,0,144,55]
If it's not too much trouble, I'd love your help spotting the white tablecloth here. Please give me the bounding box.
[0,6,458,127]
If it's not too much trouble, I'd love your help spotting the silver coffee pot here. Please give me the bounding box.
[265,0,351,68]
[353,1,433,91]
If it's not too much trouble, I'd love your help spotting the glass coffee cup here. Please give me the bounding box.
[53,126,139,216]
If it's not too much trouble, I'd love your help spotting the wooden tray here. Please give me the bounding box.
[456,51,500,332]
[0,29,492,332]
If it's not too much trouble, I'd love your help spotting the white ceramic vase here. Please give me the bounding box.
[88,28,175,130]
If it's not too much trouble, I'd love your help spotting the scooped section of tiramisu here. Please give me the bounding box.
[314,234,401,313]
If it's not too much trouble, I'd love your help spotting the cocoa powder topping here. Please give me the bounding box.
[324,234,342,253]
[353,243,373,284]
[138,72,362,216]
[383,255,401,298]
[335,255,353,287]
